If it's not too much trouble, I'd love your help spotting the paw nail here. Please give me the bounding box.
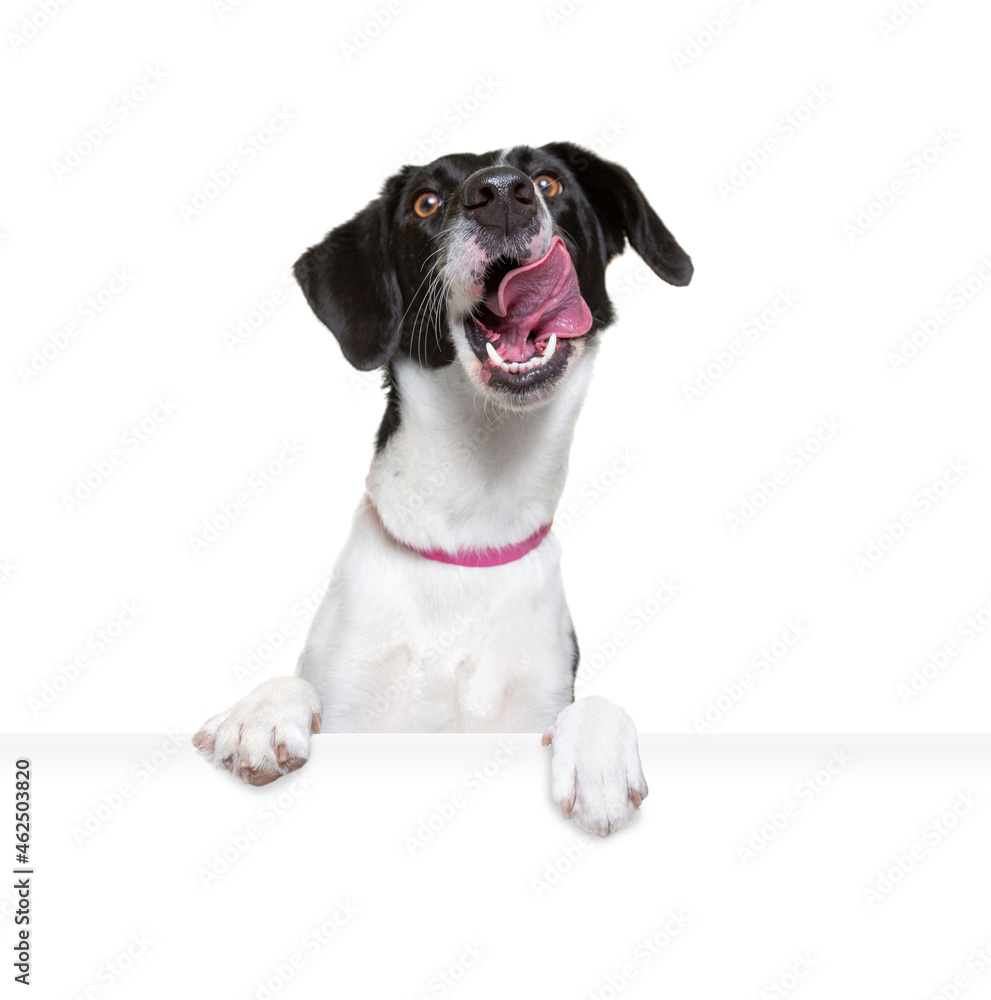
[193,731,215,752]
[276,744,289,763]
[561,802,572,819]
[249,771,279,787]
[630,789,642,807]
[541,726,555,747]
[311,713,322,734]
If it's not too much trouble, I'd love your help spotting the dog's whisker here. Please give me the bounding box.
[410,270,444,365]
[427,280,448,354]
[407,266,444,366]
[418,244,446,273]
[398,265,443,361]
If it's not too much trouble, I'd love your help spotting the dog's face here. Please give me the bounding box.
[294,143,692,410]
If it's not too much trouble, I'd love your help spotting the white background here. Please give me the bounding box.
[2,0,990,994]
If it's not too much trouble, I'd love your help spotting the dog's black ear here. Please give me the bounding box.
[293,180,405,370]
[543,142,693,287]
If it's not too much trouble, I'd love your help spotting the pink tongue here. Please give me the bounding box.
[482,236,593,359]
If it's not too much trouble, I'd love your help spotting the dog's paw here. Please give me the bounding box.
[542,695,648,837]
[192,677,323,786]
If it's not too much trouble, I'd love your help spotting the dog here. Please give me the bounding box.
[193,142,692,836]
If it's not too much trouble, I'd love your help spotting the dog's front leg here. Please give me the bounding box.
[542,696,648,836]
[192,677,323,786]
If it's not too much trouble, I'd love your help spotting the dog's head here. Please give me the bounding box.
[294,143,692,409]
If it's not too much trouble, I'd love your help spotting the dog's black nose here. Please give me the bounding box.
[461,166,537,236]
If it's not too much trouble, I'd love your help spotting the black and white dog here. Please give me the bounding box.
[194,143,692,836]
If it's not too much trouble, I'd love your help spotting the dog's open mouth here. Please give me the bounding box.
[464,236,593,391]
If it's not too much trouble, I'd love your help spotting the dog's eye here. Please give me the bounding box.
[413,192,442,218]
[534,175,562,198]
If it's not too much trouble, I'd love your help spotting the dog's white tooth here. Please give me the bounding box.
[542,333,557,358]
[500,360,511,372]
[485,341,502,366]
[508,362,520,373]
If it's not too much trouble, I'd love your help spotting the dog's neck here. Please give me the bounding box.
[366,345,598,553]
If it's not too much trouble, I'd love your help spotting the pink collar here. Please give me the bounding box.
[371,502,552,567]
[409,522,553,567]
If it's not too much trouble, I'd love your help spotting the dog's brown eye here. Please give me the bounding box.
[534,174,561,197]
[413,192,441,218]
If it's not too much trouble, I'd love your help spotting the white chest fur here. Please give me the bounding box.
[296,348,598,732]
